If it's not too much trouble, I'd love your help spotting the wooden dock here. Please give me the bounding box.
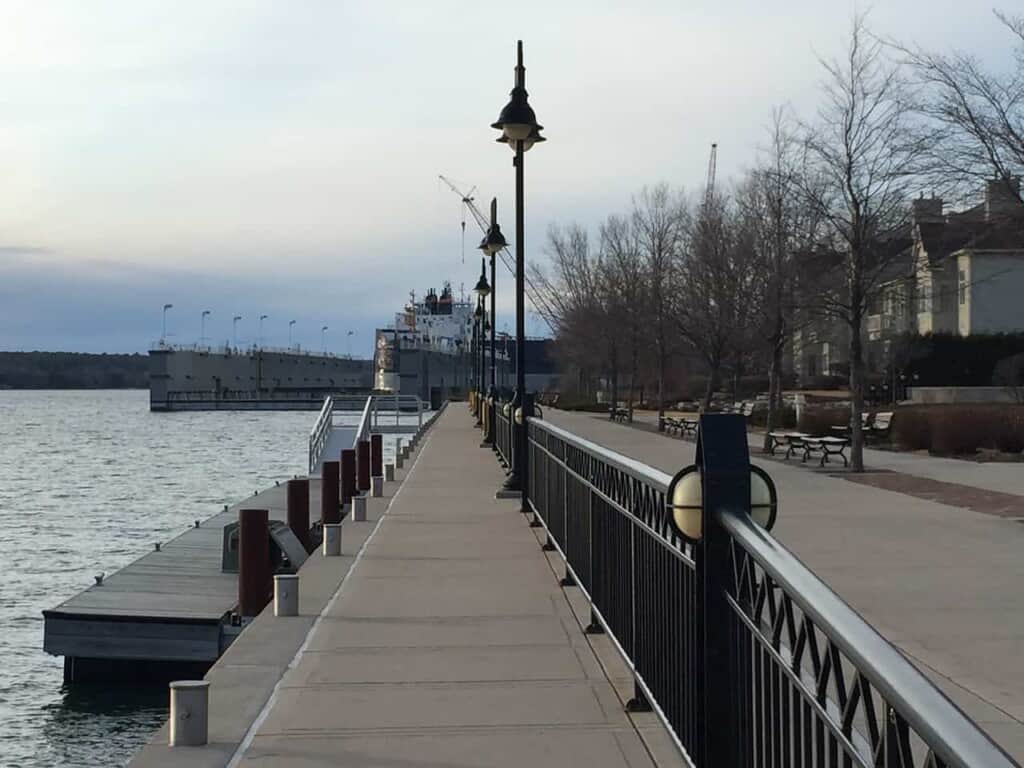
[43,479,319,682]
[43,399,434,683]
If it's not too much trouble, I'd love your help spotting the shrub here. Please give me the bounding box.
[893,409,931,451]
[749,404,796,429]
[929,408,993,455]
[798,405,850,435]
[892,404,1024,455]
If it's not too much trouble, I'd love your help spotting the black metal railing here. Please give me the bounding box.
[524,416,1018,768]
[494,400,514,468]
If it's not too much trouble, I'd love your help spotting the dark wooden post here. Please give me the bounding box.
[286,478,311,552]
[321,460,340,525]
[370,434,383,477]
[357,440,371,493]
[238,508,270,617]
[341,448,357,507]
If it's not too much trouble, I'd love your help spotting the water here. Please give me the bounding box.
[0,390,314,767]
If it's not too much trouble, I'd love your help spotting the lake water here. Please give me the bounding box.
[0,390,314,767]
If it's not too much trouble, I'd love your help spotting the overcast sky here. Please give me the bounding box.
[0,1,1016,354]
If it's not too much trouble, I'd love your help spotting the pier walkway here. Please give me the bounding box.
[543,409,1024,758]
[132,407,681,767]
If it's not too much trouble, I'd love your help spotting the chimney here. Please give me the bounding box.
[911,194,943,225]
[985,176,1022,222]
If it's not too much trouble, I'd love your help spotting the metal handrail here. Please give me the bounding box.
[354,395,373,447]
[524,416,1019,768]
[308,395,335,473]
[723,511,1018,768]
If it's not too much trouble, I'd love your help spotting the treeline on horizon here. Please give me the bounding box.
[0,352,149,389]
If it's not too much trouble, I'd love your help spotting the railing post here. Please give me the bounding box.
[695,414,750,768]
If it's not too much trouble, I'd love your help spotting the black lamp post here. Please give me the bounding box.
[473,301,484,422]
[492,40,545,495]
[479,198,507,398]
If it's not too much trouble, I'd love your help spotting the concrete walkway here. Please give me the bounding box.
[144,407,679,768]
[545,409,1024,759]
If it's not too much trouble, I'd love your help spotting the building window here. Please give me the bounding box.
[958,269,967,305]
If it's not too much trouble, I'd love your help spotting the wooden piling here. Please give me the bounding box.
[321,461,340,525]
[286,478,311,553]
[238,508,270,617]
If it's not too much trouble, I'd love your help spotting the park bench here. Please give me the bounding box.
[767,431,810,458]
[866,411,894,443]
[801,436,850,467]
[610,406,630,422]
[829,411,872,439]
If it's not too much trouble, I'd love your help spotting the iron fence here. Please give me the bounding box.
[525,416,1018,768]
[494,400,514,468]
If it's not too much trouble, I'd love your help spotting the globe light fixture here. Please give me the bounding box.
[666,464,778,542]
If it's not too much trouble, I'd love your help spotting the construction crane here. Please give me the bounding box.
[438,174,558,334]
[703,142,718,211]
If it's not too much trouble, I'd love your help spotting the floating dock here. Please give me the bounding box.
[43,396,431,682]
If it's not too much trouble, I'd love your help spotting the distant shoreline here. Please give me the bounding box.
[0,351,149,389]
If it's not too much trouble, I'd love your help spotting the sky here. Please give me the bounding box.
[0,1,1017,355]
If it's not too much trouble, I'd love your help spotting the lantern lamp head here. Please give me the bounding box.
[665,464,779,541]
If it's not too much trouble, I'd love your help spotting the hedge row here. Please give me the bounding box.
[893,405,1024,455]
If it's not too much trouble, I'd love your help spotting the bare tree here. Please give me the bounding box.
[532,224,628,411]
[600,214,647,419]
[632,184,686,428]
[737,108,825,450]
[801,13,927,471]
[673,192,750,410]
[900,11,1024,207]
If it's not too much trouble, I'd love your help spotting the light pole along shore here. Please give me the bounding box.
[491,39,545,496]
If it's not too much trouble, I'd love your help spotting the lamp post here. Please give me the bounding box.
[321,325,328,353]
[288,320,296,349]
[491,40,545,494]
[233,315,242,348]
[346,330,354,358]
[161,303,173,343]
[478,198,506,398]
[259,314,268,348]
[201,310,211,346]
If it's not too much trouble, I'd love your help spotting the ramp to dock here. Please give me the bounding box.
[132,407,681,767]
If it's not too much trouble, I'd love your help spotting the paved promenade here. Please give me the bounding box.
[546,409,1024,759]
[134,407,681,767]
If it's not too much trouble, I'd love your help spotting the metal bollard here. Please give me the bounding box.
[357,440,371,493]
[286,478,311,553]
[238,509,270,617]
[274,574,299,617]
[169,680,209,746]
[371,476,383,497]
[321,461,340,525]
[353,494,367,522]
[322,523,341,556]
[385,463,395,482]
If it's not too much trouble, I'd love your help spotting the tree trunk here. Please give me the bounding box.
[608,345,619,420]
[762,312,786,453]
[702,362,719,412]
[849,312,865,472]
[627,339,638,422]
[657,346,666,431]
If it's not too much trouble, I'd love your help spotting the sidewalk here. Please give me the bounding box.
[545,408,1024,759]
[228,409,676,767]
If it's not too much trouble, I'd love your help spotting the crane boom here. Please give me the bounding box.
[703,142,718,210]
[437,174,558,334]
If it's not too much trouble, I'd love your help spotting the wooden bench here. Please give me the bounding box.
[610,406,630,423]
[802,436,850,467]
[866,411,894,443]
[767,432,811,458]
